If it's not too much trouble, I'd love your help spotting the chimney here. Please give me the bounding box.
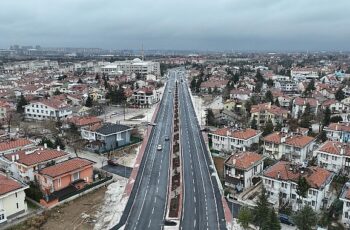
[15,154,19,160]
[277,171,280,179]
[232,158,236,165]
[11,155,15,162]
[57,146,60,151]
[44,143,47,149]
[341,147,345,155]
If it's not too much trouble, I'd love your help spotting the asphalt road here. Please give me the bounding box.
[112,72,176,230]
[178,71,227,230]
[102,165,132,178]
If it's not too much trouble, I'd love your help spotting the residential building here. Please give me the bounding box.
[36,157,95,207]
[0,139,35,156]
[67,116,102,131]
[24,99,72,121]
[291,68,319,81]
[324,122,350,143]
[250,103,289,128]
[340,183,350,227]
[315,140,350,174]
[210,127,262,153]
[130,87,160,106]
[81,122,132,153]
[0,173,29,224]
[229,88,252,101]
[262,161,334,212]
[292,97,319,118]
[224,151,264,193]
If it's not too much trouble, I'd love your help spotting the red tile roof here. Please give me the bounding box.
[327,123,350,132]
[250,103,288,115]
[284,135,315,148]
[39,158,94,178]
[0,139,33,153]
[226,152,264,170]
[212,128,261,140]
[294,97,318,107]
[68,116,102,127]
[0,173,24,196]
[318,141,350,156]
[16,149,68,166]
[263,132,285,144]
[263,161,332,189]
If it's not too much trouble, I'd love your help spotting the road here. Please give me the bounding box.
[112,73,176,230]
[178,71,226,230]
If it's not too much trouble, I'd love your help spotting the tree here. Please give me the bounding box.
[16,94,28,113]
[251,117,258,130]
[317,131,328,142]
[265,90,274,104]
[245,100,252,115]
[190,78,197,91]
[303,79,315,96]
[77,78,83,84]
[274,98,280,107]
[266,79,274,87]
[39,137,55,148]
[296,176,310,208]
[330,115,343,123]
[85,95,93,107]
[268,209,281,230]
[335,88,345,101]
[275,122,283,131]
[237,206,253,229]
[300,103,312,128]
[54,136,65,150]
[292,205,317,230]
[263,119,274,136]
[53,89,62,95]
[206,108,216,126]
[233,73,240,84]
[254,81,262,93]
[323,107,331,126]
[253,186,270,228]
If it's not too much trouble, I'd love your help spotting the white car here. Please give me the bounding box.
[157,145,162,151]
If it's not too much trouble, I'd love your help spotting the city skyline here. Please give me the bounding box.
[1,0,350,52]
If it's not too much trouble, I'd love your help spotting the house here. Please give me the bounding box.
[210,127,262,153]
[250,103,289,128]
[229,88,252,101]
[315,140,350,174]
[36,157,95,207]
[263,131,315,163]
[321,99,345,113]
[67,116,102,131]
[292,97,319,118]
[0,139,35,156]
[24,99,72,120]
[224,151,264,193]
[262,161,334,212]
[1,147,69,182]
[324,122,350,143]
[130,87,159,106]
[81,122,132,153]
[0,173,29,224]
[200,80,229,93]
[340,183,350,227]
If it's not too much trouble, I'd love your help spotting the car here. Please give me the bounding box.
[157,145,162,151]
[278,214,294,226]
[165,135,170,141]
[107,158,119,166]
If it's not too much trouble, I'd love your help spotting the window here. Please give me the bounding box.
[15,192,17,198]
[73,172,80,181]
[312,201,316,206]
[291,194,296,199]
[0,214,4,220]
[16,203,19,209]
[346,212,348,218]
[57,178,61,188]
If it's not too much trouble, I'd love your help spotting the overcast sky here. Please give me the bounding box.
[0,0,349,51]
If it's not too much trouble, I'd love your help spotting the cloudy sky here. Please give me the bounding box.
[0,0,349,51]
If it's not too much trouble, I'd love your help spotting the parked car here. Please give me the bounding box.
[157,145,162,151]
[107,158,119,166]
[165,135,170,141]
[278,214,294,226]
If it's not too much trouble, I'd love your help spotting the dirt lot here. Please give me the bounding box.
[7,187,107,230]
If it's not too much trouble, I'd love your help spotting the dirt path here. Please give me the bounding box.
[41,187,107,230]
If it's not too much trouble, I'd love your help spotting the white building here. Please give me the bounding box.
[24,99,72,121]
[210,128,262,153]
[315,140,350,174]
[340,183,350,228]
[0,173,29,224]
[291,68,319,81]
[224,151,264,193]
[274,80,298,93]
[324,122,350,143]
[130,87,160,106]
[101,58,161,77]
[262,161,334,212]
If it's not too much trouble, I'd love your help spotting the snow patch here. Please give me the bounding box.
[94,180,128,230]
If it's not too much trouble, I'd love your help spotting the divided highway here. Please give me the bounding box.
[178,71,226,230]
[113,73,176,230]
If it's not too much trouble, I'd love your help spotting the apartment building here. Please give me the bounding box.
[130,87,160,106]
[250,103,289,128]
[24,99,72,121]
[0,139,35,156]
[224,151,264,193]
[262,161,334,212]
[292,97,319,118]
[324,122,350,143]
[340,183,350,228]
[210,127,262,153]
[101,58,160,76]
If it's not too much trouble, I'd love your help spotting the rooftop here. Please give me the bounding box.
[225,151,264,170]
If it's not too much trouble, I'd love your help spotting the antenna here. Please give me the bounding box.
[141,43,144,61]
